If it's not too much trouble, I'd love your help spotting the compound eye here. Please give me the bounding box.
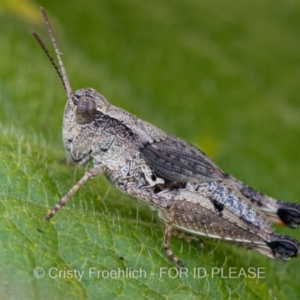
[76,96,96,124]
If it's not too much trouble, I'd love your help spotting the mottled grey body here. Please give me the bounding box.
[33,8,300,267]
[60,88,300,265]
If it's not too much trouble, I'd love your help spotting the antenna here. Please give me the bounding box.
[31,7,72,98]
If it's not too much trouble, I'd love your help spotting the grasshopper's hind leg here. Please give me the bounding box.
[227,175,300,228]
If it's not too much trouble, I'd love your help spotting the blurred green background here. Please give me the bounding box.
[0,0,300,299]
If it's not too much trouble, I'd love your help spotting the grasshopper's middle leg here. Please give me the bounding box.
[163,203,185,268]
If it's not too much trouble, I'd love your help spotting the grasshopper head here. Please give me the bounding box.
[63,88,109,164]
[32,9,111,165]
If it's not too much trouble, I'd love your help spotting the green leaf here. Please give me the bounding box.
[1,0,300,299]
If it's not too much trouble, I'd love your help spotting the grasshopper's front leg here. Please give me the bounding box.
[45,165,105,220]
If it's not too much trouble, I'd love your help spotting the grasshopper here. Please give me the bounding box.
[32,7,300,267]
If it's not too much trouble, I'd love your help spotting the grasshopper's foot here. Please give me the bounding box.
[164,246,185,268]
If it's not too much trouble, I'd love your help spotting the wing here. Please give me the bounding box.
[140,135,225,183]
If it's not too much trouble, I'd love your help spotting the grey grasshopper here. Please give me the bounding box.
[32,8,300,267]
